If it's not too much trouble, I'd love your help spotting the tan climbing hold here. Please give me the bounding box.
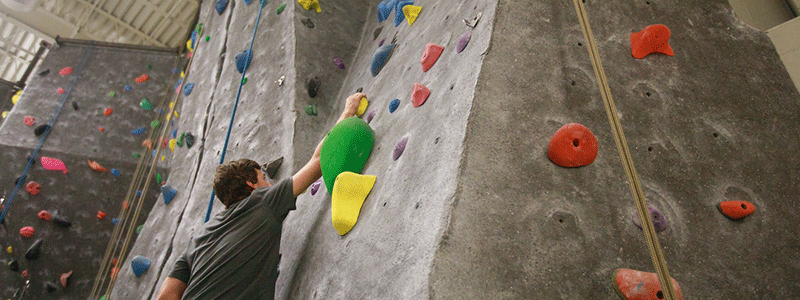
[331,172,376,236]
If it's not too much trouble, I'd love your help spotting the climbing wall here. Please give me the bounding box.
[431,0,800,299]
[0,42,175,298]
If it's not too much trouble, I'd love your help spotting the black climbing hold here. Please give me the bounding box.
[34,124,50,136]
[301,18,315,28]
[215,0,228,14]
[307,77,321,98]
[72,101,79,111]
[52,216,72,228]
[25,238,43,260]
[356,87,363,93]
[185,133,195,148]
[8,259,19,271]
[27,154,36,166]
[373,27,383,40]
[263,157,283,179]
[44,282,57,293]
[235,50,253,74]
[15,175,26,185]
[38,69,50,76]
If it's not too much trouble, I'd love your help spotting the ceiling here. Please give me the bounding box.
[0,0,199,82]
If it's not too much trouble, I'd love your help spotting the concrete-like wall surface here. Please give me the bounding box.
[768,17,800,93]
[0,42,174,298]
[432,0,800,299]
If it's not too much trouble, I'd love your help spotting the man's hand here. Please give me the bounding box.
[339,93,366,122]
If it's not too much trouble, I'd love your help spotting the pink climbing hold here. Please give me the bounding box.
[57,87,65,94]
[41,156,68,174]
[38,210,51,220]
[26,181,41,195]
[23,116,35,126]
[59,67,73,75]
[20,226,34,238]
[334,58,345,69]
[421,43,444,72]
[631,24,674,59]
[411,83,430,107]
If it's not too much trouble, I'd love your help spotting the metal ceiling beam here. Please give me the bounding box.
[70,0,166,47]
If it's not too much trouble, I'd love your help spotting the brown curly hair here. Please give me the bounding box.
[213,159,261,208]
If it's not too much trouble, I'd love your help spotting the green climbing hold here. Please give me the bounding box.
[196,23,204,34]
[151,120,160,129]
[133,153,141,158]
[242,78,248,84]
[94,149,97,152]
[136,225,143,234]
[109,91,116,97]
[305,105,317,116]
[320,117,375,195]
[156,174,162,184]
[140,99,153,110]
[147,64,152,69]
[177,132,185,147]
[277,3,286,14]
[205,36,210,42]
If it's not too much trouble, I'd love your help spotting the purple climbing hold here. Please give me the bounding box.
[215,0,228,14]
[183,83,195,96]
[371,44,396,76]
[132,127,146,136]
[377,0,397,23]
[632,206,668,233]
[131,255,151,277]
[162,185,177,205]
[394,0,414,26]
[310,179,322,196]
[334,58,345,69]
[389,98,400,113]
[235,50,252,74]
[457,32,471,53]
[365,109,377,124]
[378,38,386,47]
[393,136,408,160]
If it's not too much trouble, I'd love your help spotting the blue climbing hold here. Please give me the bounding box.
[172,68,180,74]
[377,0,397,23]
[124,85,132,91]
[235,50,252,74]
[172,129,178,138]
[131,255,151,278]
[162,185,177,205]
[244,0,252,4]
[158,109,164,114]
[152,149,157,157]
[389,99,400,113]
[136,190,142,197]
[183,83,195,96]
[191,30,198,49]
[394,0,413,26]
[370,44,395,77]
[111,169,121,177]
[131,127,146,136]
[174,78,183,91]
[112,218,119,225]
[215,0,228,14]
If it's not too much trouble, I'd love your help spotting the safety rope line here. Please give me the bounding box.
[205,0,268,223]
[0,41,95,300]
[570,1,678,299]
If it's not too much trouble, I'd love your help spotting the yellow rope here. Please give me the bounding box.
[570,1,678,299]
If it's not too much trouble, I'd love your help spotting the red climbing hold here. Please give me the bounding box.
[123,201,130,210]
[112,258,117,266]
[20,226,34,237]
[60,270,73,288]
[143,139,153,150]
[548,123,598,167]
[23,116,35,126]
[22,270,28,277]
[97,211,107,219]
[38,210,51,220]
[613,268,683,300]
[88,160,107,172]
[135,74,150,83]
[411,83,430,107]
[57,87,65,94]
[99,127,105,131]
[717,201,755,220]
[110,266,119,280]
[631,24,674,59]
[26,181,40,195]
[421,43,444,72]
[59,67,73,75]
[104,108,113,116]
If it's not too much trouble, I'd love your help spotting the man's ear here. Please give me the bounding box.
[246,181,257,189]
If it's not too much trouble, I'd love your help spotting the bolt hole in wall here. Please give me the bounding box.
[657,290,664,299]
[573,139,580,147]
[713,132,719,137]
[648,146,653,151]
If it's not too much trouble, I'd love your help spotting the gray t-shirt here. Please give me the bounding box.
[168,178,296,299]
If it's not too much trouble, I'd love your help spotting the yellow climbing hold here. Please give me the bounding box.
[169,139,177,152]
[161,155,166,161]
[331,172,376,235]
[186,40,193,52]
[169,102,175,109]
[298,0,321,13]
[356,97,368,117]
[181,71,185,78]
[6,246,11,253]
[403,5,422,26]
[11,91,21,105]
[1,111,8,118]
[174,111,179,118]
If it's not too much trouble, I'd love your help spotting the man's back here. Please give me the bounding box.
[168,178,296,300]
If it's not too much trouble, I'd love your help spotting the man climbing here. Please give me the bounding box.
[156,92,366,300]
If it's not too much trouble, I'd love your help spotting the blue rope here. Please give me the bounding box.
[0,44,96,223]
[205,1,268,222]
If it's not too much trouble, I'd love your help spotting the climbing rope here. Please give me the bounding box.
[205,0,268,223]
[570,1,678,299]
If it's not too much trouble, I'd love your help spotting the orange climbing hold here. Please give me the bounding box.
[548,123,598,168]
[717,201,755,220]
[143,139,153,150]
[411,83,430,107]
[613,268,683,300]
[38,210,51,220]
[123,201,130,210]
[421,43,444,72]
[631,24,674,59]
[87,160,107,172]
[135,74,150,83]
[97,211,107,219]
[104,108,113,116]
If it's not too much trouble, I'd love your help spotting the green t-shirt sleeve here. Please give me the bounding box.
[264,178,297,221]
[167,252,191,284]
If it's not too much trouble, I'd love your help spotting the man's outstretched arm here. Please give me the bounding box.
[156,277,187,300]
[292,93,365,196]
